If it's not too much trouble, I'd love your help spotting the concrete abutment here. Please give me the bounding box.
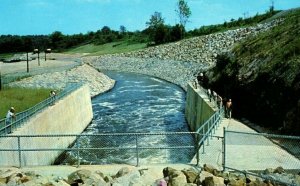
[0,85,93,166]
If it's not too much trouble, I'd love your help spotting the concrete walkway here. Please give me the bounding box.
[192,118,300,171]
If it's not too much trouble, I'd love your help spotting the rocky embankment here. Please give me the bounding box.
[84,56,206,91]
[84,18,283,91]
[116,19,283,66]
[1,164,299,186]
[9,64,115,97]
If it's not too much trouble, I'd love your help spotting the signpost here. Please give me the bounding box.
[45,48,51,61]
[26,52,29,72]
[33,49,40,66]
[0,71,2,91]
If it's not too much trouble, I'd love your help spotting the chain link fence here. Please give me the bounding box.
[196,135,224,170]
[0,132,197,167]
[224,130,300,185]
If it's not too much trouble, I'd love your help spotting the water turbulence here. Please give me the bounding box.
[64,71,195,165]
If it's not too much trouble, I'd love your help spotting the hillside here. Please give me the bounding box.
[208,8,300,134]
[114,19,282,66]
[99,8,299,135]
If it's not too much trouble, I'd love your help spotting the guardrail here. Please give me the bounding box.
[0,83,82,135]
[195,107,224,149]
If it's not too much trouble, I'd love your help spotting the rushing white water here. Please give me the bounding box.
[63,71,195,165]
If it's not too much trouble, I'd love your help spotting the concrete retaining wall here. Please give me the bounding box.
[185,83,216,132]
[0,85,93,166]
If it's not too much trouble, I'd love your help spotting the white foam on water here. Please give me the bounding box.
[63,71,194,165]
[97,102,116,109]
[118,84,160,90]
[150,77,165,84]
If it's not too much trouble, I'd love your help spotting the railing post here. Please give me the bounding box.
[222,127,226,171]
[211,118,214,139]
[5,122,8,134]
[213,115,216,134]
[18,136,22,168]
[135,135,139,167]
[202,128,205,154]
[196,133,200,166]
[207,123,210,145]
[76,136,80,168]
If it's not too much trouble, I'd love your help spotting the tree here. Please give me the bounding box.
[146,12,164,29]
[175,0,191,39]
[119,25,126,34]
[154,24,168,44]
[169,24,185,41]
[175,0,191,28]
[146,12,165,44]
[23,37,33,52]
[101,26,111,35]
[50,31,64,49]
[269,0,275,14]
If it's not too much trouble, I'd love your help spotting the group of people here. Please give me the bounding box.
[195,72,233,119]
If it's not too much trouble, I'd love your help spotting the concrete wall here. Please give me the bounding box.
[185,83,216,132]
[0,85,93,166]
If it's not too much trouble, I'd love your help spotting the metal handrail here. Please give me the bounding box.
[196,107,224,146]
[0,83,82,135]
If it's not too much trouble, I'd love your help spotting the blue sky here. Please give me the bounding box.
[0,0,299,35]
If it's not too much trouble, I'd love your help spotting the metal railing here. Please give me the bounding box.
[0,83,83,135]
[196,108,224,150]
[0,132,198,167]
[0,107,225,168]
[224,130,300,186]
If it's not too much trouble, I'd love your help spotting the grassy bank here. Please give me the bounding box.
[0,87,51,118]
[65,41,147,55]
[0,53,14,60]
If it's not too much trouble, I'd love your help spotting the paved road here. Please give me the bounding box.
[0,53,82,75]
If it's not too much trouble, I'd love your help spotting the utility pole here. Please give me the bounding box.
[0,71,2,91]
[38,51,40,65]
[45,49,51,61]
[26,52,29,73]
[34,49,40,65]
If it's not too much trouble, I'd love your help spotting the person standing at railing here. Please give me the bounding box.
[49,90,56,105]
[217,95,223,109]
[226,99,232,119]
[5,107,16,134]
[207,89,212,102]
[197,72,208,89]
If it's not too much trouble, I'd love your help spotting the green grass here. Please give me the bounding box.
[0,87,52,118]
[0,53,14,60]
[232,8,300,85]
[65,41,147,55]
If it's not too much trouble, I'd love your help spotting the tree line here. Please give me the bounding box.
[0,0,278,54]
[0,0,191,53]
